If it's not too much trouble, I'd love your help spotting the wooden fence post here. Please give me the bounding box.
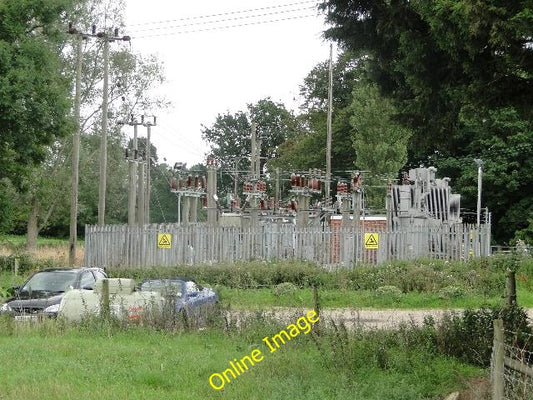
[506,270,517,306]
[14,256,20,276]
[100,278,110,319]
[492,319,505,400]
[313,285,320,332]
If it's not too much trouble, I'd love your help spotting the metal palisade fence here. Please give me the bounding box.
[84,222,491,269]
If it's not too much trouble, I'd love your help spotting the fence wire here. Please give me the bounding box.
[501,329,533,400]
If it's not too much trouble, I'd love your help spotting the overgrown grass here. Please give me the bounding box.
[217,286,517,309]
[0,312,486,400]
[109,256,531,295]
[0,234,73,247]
[2,255,533,309]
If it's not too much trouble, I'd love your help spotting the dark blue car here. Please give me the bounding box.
[138,278,218,318]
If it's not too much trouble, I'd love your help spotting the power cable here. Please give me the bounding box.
[127,0,316,27]
[133,6,315,33]
[133,14,317,39]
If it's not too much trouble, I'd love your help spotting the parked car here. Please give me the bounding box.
[58,278,165,322]
[0,267,107,320]
[138,278,218,317]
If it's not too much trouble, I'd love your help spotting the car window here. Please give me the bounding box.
[140,280,183,297]
[21,271,78,293]
[185,281,200,294]
[80,271,96,289]
[93,270,107,281]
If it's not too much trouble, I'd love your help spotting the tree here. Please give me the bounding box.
[320,0,533,242]
[273,51,360,172]
[201,98,300,197]
[350,82,411,210]
[0,0,74,187]
[2,0,168,248]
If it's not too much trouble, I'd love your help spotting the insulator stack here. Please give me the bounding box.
[337,182,350,193]
[291,173,296,187]
[201,176,206,189]
[186,174,192,187]
[295,174,301,187]
[260,199,266,210]
[124,148,129,159]
[290,200,297,211]
[194,175,199,188]
[202,197,207,207]
[178,176,183,189]
[170,177,176,190]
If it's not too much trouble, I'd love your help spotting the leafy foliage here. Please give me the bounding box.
[0,0,74,186]
[320,0,533,243]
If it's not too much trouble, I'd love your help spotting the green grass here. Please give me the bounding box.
[0,319,484,400]
[218,284,532,310]
[0,234,76,247]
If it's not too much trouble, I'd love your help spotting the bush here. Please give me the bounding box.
[0,254,59,275]
[272,282,298,297]
[375,285,403,299]
[106,255,516,298]
[433,305,531,367]
[437,285,466,299]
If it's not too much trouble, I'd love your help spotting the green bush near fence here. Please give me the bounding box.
[107,256,533,297]
[0,254,60,275]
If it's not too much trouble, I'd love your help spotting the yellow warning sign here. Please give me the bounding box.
[364,233,379,249]
[157,233,172,249]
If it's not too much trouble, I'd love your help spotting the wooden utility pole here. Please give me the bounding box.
[69,34,83,266]
[250,122,260,180]
[97,37,109,226]
[275,168,280,214]
[144,117,156,224]
[125,118,143,226]
[207,159,217,226]
[96,28,131,226]
[326,44,333,204]
[138,161,145,225]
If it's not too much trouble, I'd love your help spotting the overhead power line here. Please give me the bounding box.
[127,0,317,28]
[133,6,315,33]
[132,13,317,39]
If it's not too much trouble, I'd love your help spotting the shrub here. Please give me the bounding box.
[433,305,531,367]
[375,285,403,299]
[437,285,466,299]
[272,282,298,297]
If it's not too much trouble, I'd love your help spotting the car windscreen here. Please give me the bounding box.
[21,271,78,293]
[140,280,184,297]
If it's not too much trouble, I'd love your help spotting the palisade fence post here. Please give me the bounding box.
[14,256,20,276]
[492,319,505,400]
[100,278,110,319]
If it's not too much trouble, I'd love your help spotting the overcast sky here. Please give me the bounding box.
[124,0,332,167]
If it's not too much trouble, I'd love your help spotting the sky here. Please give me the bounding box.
[124,0,333,168]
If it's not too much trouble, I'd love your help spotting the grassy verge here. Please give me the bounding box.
[0,317,485,400]
[217,286,515,310]
[0,234,74,247]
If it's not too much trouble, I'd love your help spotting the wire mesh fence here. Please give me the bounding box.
[492,319,533,400]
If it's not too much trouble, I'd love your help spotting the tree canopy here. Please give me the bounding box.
[0,0,74,186]
[320,0,533,243]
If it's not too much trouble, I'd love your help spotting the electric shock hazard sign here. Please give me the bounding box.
[157,233,172,249]
[364,233,379,249]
